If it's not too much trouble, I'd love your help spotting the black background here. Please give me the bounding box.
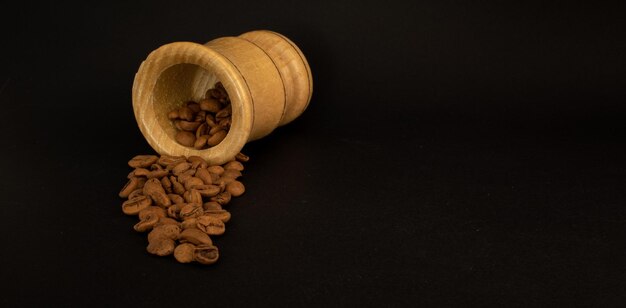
[1,1,626,306]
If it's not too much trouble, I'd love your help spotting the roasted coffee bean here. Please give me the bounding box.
[178,120,201,132]
[132,168,151,177]
[149,224,181,241]
[136,177,147,189]
[177,169,196,183]
[183,189,203,204]
[178,106,194,121]
[170,176,185,195]
[175,131,196,147]
[195,110,206,122]
[208,125,223,135]
[167,110,179,120]
[186,101,201,113]
[143,178,171,207]
[128,188,144,200]
[193,136,208,149]
[174,243,196,263]
[195,122,209,138]
[122,195,152,215]
[158,155,185,167]
[217,176,236,185]
[196,185,221,197]
[161,177,172,193]
[205,115,217,127]
[207,165,224,175]
[207,130,227,146]
[128,155,159,168]
[199,98,222,113]
[167,204,182,219]
[215,106,231,118]
[223,161,244,171]
[183,177,204,191]
[188,156,208,169]
[119,177,140,198]
[168,194,185,204]
[148,169,169,179]
[196,215,225,235]
[147,238,176,256]
[181,218,198,230]
[195,168,212,185]
[202,201,222,211]
[171,162,192,176]
[179,228,213,246]
[139,206,167,220]
[235,152,249,162]
[194,244,219,265]
[226,181,245,197]
[156,217,179,227]
[210,191,231,206]
[222,169,242,179]
[179,203,204,220]
[134,212,160,232]
[203,209,231,223]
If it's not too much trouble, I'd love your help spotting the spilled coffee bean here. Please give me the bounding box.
[119,153,248,265]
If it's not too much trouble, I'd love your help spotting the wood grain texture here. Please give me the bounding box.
[132,31,313,164]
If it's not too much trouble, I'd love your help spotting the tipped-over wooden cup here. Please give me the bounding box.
[132,30,313,164]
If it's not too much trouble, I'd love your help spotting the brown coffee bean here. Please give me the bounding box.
[186,101,201,113]
[183,177,204,191]
[161,177,172,193]
[199,98,222,113]
[222,169,242,179]
[208,125,223,135]
[175,131,196,147]
[203,209,231,223]
[149,224,181,241]
[223,161,244,171]
[226,181,245,197]
[196,215,225,235]
[122,195,152,215]
[194,244,219,265]
[134,212,160,232]
[183,189,203,204]
[174,243,196,263]
[202,201,222,211]
[139,206,167,219]
[170,176,185,195]
[178,120,201,132]
[181,218,198,230]
[147,169,169,179]
[179,203,204,220]
[157,155,185,167]
[217,176,236,185]
[205,114,217,127]
[167,204,182,219]
[177,169,196,183]
[235,152,250,162]
[128,188,144,200]
[168,194,185,204]
[178,228,213,246]
[193,135,208,149]
[143,178,171,207]
[207,165,224,175]
[207,130,227,146]
[194,110,206,122]
[147,238,176,256]
[132,168,151,177]
[195,168,212,185]
[196,185,221,197]
[215,105,231,118]
[136,177,147,189]
[128,155,158,168]
[178,106,194,121]
[167,110,179,120]
[210,191,231,206]
[119,177,139,198]
[195,122,209,138]
[155,217,179,227]
[171,161,192,176]
[218,117,231,129]
[189,158,208,170]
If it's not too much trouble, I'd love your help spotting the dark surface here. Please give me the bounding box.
[1,1,626,306]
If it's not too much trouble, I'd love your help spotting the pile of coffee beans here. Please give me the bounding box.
[119,152,249,265]
[168,82,232,149]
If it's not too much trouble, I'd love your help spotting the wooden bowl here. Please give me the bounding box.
[132,30,313,164]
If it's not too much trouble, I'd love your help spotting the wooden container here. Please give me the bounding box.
[132,30,313,164]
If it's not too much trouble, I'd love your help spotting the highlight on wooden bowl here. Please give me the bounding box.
[132,30,313,165]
